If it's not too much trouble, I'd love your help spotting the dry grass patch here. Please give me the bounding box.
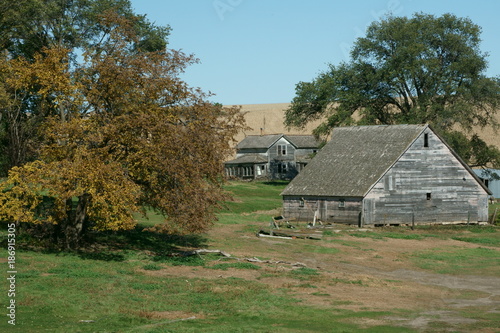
[137,310,204,320]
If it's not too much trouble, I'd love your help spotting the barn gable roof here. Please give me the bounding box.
[281,124,428,197]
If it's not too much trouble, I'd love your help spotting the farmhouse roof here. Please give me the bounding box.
[236,134,319,150]
[281,124,428,197]
[284,135,320,148]
[236,134,282,149]
[225,154,268,164]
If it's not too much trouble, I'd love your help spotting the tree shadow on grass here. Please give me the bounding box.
[262,181,290,186]
[0,223,207,262]
[79,225,208,261]
[78,251,128,262]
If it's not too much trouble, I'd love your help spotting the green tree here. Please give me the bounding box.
[0,0,170,174]
[285,13,500,167]
[0,9,245,249]
[0,0,169,58]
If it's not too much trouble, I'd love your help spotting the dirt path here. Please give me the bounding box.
[341,263,500,296]
[335,261,500,329]
[195,225,500,331]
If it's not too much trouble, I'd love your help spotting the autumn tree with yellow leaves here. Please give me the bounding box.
[0,7,245,249]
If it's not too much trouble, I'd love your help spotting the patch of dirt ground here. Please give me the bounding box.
[145,224,500,331]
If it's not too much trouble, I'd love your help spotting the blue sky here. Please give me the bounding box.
[130,0,500,105]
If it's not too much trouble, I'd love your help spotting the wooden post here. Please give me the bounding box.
[358,212,363,228]
[411,211,415,230]
[491,208,498,225]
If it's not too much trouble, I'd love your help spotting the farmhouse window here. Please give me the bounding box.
[424,133,429,147]
[338,199,345,208]
[426,192,431,200]
[299,198,305,207]
[277,144,287,155]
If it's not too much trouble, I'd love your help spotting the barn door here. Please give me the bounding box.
[478,196,488,222]
[319,200,327,221]
[363,199,375,225]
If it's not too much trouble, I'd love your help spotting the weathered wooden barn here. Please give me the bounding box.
[281,124,491,225]
[225,134,319,179]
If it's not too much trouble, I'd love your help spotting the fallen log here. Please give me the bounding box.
[171,249,308,269]
[258,229,322,240]
[245,257,306,267]
[177,249,231,257]
[257,233,293,240]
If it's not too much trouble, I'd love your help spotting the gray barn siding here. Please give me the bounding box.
[363,129,489,224]
[283,196,362,223]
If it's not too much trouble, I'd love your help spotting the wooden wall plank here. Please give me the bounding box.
[364,129,489,223]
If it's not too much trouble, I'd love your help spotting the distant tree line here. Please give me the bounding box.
[286,13,500,169]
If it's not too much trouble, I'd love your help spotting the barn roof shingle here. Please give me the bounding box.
[281,124,427,197]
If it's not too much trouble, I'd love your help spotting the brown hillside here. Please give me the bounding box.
[227,103,499,149]
[228,103,323,144]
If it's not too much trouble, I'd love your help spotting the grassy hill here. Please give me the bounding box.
[228,103,500,149]
[1,181,499,332]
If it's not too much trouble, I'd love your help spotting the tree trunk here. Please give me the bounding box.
[64,193,91,250]
[6,107,27,170]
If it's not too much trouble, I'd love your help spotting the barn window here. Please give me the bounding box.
[385,175,394,190]
[424,133,429,147]
[277,144,287,155]
[426,192,431,200]
[339,199,345,208]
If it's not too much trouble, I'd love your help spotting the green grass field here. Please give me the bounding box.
[1,181,499,332]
